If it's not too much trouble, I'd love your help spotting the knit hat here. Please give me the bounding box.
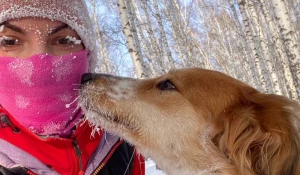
[0,0,97,71]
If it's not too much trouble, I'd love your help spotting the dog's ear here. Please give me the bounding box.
[212,92,300,175]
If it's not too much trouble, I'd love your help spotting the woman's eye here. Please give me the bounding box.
[57,37,72,45]
[0,36,21,50]
[56,36,82,45]
[0,36,19,47]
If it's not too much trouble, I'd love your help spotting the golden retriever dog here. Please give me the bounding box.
[79,68,300,175]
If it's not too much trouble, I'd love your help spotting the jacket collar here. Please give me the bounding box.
[0,107,103,175]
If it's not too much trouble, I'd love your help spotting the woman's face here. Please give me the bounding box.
[0,17,84,58]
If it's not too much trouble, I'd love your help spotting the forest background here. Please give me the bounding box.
[85,0,300,103]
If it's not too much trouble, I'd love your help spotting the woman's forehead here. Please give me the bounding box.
[1,17,81,37]
[6,17,66,31]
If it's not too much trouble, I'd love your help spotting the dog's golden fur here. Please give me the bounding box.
[80,68,300,175]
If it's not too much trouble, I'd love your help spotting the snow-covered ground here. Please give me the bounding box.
[145,159,166,175]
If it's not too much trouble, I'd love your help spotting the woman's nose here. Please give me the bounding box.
[28,43,52,56]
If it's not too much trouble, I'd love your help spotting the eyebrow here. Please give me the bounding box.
[0,22,24,33]
[49,24,70,34]
[0,22,70,35]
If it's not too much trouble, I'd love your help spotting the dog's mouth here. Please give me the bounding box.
[80,84,138,132]
[87,108,138,131]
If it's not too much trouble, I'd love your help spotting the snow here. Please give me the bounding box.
[0,24,4,32]
[9,59,34,86]
[66,35,82,45]
[52,56,73,82]
[15,95,30,109]
[145,159,166,175]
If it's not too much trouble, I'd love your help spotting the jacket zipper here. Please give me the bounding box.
[72,139,84,175]
[91,140,123,175]
[0,114,20,133]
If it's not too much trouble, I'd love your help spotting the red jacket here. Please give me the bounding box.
[0,107,145,175]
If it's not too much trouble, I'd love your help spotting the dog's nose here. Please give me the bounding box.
[81,73,94,84]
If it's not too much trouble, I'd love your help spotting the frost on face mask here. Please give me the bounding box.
[8,59,34,86]
[0,49,88,136]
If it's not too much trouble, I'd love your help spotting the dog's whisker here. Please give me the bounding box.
[65,96,79,109]
[73,100,83,113]
[83,86,106,93]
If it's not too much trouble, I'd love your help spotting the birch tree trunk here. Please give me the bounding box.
[193,1,213,70]
[162,0,192,67]
[247,0,281,94]
[117,0,147,78]
[127,0,154,77]
[132,0,160,76]
[131,13,157,76]
[153,0,175,70]
[259,0,298,100]
[245,0,272,92]
[270,0,300,98]
[238,0,268,92]
[209,6,237,77]
[229,0,257,87]
[137,0,161,75]
[90,0,113,74]
[153,0,175,69]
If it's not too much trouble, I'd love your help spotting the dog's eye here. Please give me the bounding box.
[157,80,176,90]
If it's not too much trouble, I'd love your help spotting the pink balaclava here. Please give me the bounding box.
[0,51,88,136]
[0,0,98,137]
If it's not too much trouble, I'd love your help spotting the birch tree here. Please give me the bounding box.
[246,0,280,94]
[259,0,298,100]
[90,0,114,74]
[228,0,257,87]
[238,0,268,92]
[270,0,300,96]
[88,0,300,101]
[153,0,176,70]
[117,0,148,78]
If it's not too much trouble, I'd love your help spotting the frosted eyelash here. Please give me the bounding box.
[0,36,16,42]
[0,25,4,32]
[66,36,82,45]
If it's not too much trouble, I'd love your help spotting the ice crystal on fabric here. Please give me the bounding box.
[15,95,31,109]
[58,93,73,103]
[53,57,72,82]
[9,59,34,86]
